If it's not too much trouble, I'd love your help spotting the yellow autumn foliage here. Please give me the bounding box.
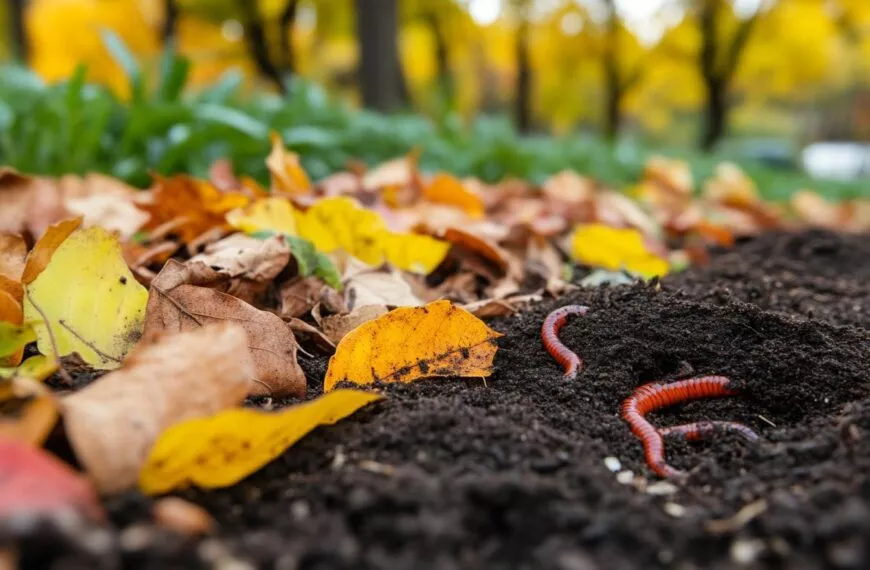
[139,389,383,494]
[571,224,669,278]
[324,299,502,392]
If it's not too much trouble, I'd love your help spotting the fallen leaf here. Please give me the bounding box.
[441,227,510,279]
[144,260,306,397]
[65,194,149,240]
[0,276,22,306]
[463,294,542,318]
[0,355,58,382]
[139,389,383,494]
[226,197,299,236]
[60,323,255,494]
[137,175,250,243]
[0,322,35,364]
[23,226,148,369]
[188,233,292,303]
[0,376,58,445]
[297,197,388,266]
[21,217,82,285]
[324,300,502,391]
[266,132,312,195]
[0,438,103,521]
[0,234,26,282]
[790,190,845,229]
[571,224,670,278]
[422,174,485,218]
[344,267,422,310]
[0,168,68,238]
[317,304,388,344]
[279,276,343,319]
[361,153,419,193]
[286,317,335,354]
[595,191,661,239]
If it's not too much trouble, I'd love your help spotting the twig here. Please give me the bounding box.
[24,291,73,385]
[58,320,122,364]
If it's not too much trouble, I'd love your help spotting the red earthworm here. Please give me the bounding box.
[621,376,755,478]
[541,305,589,380]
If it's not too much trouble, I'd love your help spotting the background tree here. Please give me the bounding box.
[8,0,28,62]
[355,0,407,110]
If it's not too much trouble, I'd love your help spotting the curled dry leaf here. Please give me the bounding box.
[344,267,422,310]
[139,389,383,494]
[324,299,502,391]
[188,233,291,304]
[463,294,543,319]
[266,132,312,195]
[23,226,148,369]
[316,304,388,344]
[441,227,510,280]
[144,260,306,398]
[0,438,104,521]
[279,276,344,319]
[286,318,335,354]
[60,323,254,494]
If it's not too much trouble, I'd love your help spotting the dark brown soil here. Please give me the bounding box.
[6,229,870,570]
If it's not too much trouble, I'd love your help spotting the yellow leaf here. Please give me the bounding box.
[139,389,383,494]
[324,300,502,392]
[423,174,485,218]
[23,227,149,369]
[226,197,299,236]
[0,355,58,382]
[0,376,58,445]
[570,224,669,278]
[298,197,387,265]
[266,132,312,196]
[379,232,450,274]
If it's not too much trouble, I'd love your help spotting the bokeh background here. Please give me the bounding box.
[2,0,870,194]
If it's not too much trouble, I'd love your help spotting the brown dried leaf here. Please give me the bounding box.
[145,260,306,398]
[0,168,68,239]
[279,276,344,319]
[317,304,388,344]
[344,268,422,310]
[0,234,26,282]
[60,323,255,494]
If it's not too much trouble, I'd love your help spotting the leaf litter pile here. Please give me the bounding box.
[2,143,870,569]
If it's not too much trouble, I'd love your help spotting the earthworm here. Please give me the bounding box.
[621,376,756,478]
[541,305,589,379]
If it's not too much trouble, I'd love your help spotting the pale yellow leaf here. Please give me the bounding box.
[139,389,383,494]
[570,224,669,278]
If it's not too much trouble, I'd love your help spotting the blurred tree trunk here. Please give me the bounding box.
[423,11,453,104]
[237,0,287,93]
[515,9,531,133]
[9,0,28,63]
[162,0,179,43]
[356,0,407,111]
[698,0,758,151]
[603,0,621,140]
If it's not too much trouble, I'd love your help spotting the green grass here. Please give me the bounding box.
[0,36,866,201]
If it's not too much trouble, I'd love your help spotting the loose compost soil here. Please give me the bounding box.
[8,229,870,570]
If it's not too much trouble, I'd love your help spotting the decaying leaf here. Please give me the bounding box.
[317,304,388,344]
[0,168,68,239]
[139,389,383,494]
[60,323,255,494]
[324,299,502,391]
[0,438,103,521]
[343,265,422,310]
[571,224,669,278]
[23,226,148,369]
[279,276,345,319]
[144,260,306,397]
[266,132,312,195]
[0,234,26,283]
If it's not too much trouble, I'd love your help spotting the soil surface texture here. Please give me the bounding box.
[7,229,870,570]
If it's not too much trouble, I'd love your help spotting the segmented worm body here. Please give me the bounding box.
[541,305,589,380]
[621,376,757,478]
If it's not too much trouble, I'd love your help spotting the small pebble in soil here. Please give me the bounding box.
[663,502,686,518]
[645,481,679,496]
[603,456,621,472]
[616,470,634,485]
[731,539,766,565]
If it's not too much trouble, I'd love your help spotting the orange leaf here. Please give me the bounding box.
[266,132,312,196]
[21,217,82,285]
[423,174,485,218]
